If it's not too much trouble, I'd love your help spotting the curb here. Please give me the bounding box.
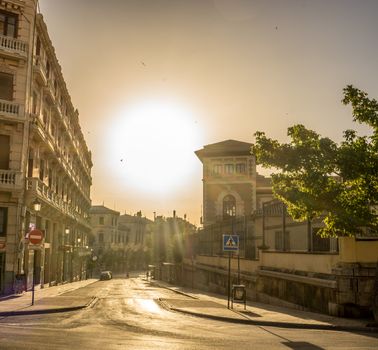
[151,280,378,333]
[169,306,378,333]
[0,296,97,317]
[150,281,198,300]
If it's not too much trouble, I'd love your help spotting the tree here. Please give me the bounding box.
[251,85,378,237]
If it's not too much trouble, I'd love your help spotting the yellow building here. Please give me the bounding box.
[0,0,92,294]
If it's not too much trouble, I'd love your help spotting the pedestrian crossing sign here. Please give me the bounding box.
[223,234,239,252]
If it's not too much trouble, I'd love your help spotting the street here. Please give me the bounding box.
[0,276,377,350]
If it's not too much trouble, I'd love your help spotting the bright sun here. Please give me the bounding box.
[107,98,204,195]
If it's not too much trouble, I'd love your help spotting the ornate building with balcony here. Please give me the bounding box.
[0,0,92,294]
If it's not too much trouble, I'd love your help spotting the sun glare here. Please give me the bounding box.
[107,98,204,195]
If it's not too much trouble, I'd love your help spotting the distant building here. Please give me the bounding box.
[89,206,122,271]
[118,212,153,270]
[89,207,153,272]
[195,139,273,226]
[0,0,92,294]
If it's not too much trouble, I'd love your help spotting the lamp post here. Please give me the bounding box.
[63,228,70,282]
[77,237,82,280]
[31,198,41,306]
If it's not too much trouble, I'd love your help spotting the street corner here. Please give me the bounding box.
[158,297,249,323]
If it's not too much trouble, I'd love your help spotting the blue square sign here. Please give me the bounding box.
[223,234,239,252]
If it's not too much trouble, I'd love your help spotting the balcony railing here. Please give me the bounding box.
[0,99,21,117]
[0,35,27,58]
[0,170,22,189]
[27,177,91,228]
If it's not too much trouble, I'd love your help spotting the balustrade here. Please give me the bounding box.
[0,99,21,117]
[0,170,21,188]
[27,177,89,226]
[0,35,27,57]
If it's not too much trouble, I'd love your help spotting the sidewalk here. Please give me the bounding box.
[0,279,98,317]
[151,279,378,333]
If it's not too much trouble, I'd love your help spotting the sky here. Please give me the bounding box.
[38,0,378,225]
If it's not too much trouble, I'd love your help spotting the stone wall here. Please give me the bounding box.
[333,262,377,318]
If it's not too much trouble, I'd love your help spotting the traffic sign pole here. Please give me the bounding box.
[27,229,43,306]
[31,265,35,305]
[227,251,231,309]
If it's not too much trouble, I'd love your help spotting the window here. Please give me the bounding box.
[48,168,52,188]
[223,195,236,218]
[235,163,246,174]
[35,36,41,56]
[50,123,55,138]
[0,11,18,38]
[312,228,330,252]
[224,164,234,174]
[0,208,7,237]
[213,164,222,175]
[0,72,13,101]
[98,232,104,243]
[27,149,34,178]
[0,135,10,170]
[43,109,48,127]
[275,231,290,251]
[32,91,39,115]
[39,159,44,181]
[99,217,104,225]
[46,61,50,78]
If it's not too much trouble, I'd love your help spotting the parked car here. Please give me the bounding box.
[100,271,112,280]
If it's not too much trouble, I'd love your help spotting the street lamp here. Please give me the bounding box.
[65,228,70,234]
[33,198,41,212]
[31,198,41,306]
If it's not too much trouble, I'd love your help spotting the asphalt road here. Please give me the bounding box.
[0,275,377,350]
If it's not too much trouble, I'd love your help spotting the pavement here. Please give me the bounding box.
[0,279,98,317]
[150,279,378,333]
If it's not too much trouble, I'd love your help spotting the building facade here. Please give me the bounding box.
[89,207,153,273]
[0,0,92,294]
[195,139,273,227]
[180,139,378,318]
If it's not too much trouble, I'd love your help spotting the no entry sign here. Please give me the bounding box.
[28,229,44,245]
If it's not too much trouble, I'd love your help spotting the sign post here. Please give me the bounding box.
[27,229,44,306]
[223,234,239,309]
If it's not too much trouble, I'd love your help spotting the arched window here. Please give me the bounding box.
[223,195,236,218]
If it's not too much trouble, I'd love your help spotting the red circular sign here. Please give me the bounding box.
[29,229,44,245]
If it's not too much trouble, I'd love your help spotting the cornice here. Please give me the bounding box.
[0,0,25,12]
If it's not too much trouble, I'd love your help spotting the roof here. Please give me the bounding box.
[119,214,153,224]
[89,205,120,216]
[256,174,272,187]
[195,139,253,162]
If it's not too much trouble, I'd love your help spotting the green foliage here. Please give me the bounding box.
[251,86,378,237]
